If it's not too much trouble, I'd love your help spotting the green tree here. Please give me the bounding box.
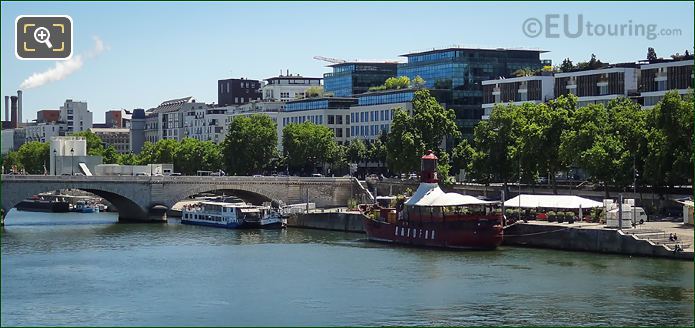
[17,141,50,174]
[138,139,179,165]
[346,139,367,163]
[436,151,453,185]
[410,89,460,150]
[644,91,694,189]
[117,152,139,165]
[282,122,338,174]
[2,151,23,173]
[101,145,119,164]
[560,58,574,72]
[451,139,476,180]
[71,130,105,155]
[303,86,324,98]
[222,114,278,175]
[385,90,459,174]
[560,103,623,197]
[177,138,223,175]
[367,136,387,167]
[411,75,426,89]
[468,104,519,187]
[532,95,576,192]
[647,47,658,61]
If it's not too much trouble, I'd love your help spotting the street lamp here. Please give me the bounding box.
[70,147,74,175]
[53,149,57,175]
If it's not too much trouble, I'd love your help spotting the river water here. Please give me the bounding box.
[2,210,693,326]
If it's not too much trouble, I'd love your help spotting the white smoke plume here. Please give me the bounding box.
[19,36,108,89]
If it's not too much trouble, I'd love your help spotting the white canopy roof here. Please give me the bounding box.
[504,194,603,209]
[405,183,498,207]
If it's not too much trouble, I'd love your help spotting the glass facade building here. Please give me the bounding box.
[398,47,546,137]
[357,90,414,106]
[323,62,398,97]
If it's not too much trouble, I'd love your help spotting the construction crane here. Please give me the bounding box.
[313,56,347,64]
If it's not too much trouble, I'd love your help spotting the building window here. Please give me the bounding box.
[657,80,666,91]
[599,85,608,95]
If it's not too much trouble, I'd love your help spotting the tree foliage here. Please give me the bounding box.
[222,114,278,175]
[177,138,223,175]
[282,122,339,174]
[643,91,694,188]
[560,58,574,72]
[16,141,50,174]
[346,139,367,163]
[385,90,459,174]
[647,47,658,61]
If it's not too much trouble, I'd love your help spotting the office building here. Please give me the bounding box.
[323,62,398,97]
[398,47,547,136]
[481,75,555,119]
[348,89,414,142]
[59,99,93,133]
[639,59,694,107]
[90,128,131,153]
[217,78,262,106]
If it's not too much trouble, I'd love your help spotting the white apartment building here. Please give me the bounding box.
[639,59,694,107]
[24,122,64,143]
[59,99,93,133]
[261,73,322,102]
[481,75,554,119]
[554,65,639,108]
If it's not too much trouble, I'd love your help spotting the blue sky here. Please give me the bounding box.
[1,1,693,123]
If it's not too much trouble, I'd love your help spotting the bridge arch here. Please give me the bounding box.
[1,182,150,222]
[163,186,274,210]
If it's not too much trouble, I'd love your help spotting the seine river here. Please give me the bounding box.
[2,210,693,326]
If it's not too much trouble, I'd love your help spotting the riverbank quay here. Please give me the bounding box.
[286,208,364,232]
[503,221,694,260]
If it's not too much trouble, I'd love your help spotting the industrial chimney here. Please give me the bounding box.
[4,96,8,121]
[10,96,18,128]
[17,90,22,125]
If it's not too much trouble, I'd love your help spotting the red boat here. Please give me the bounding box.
[361,150,504,250]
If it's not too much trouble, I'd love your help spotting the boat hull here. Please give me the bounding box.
[181,219,241,229]
[362,216,503,250]
[16,200,70,213]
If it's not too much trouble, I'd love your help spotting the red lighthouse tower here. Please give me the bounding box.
[420,150,438,183]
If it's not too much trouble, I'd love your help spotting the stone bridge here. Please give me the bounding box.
[1,175,372,222]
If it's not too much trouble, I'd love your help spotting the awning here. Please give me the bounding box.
[504,194,603,209]
[405,183,498,207]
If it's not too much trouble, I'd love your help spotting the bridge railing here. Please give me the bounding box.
[0,174,354,183]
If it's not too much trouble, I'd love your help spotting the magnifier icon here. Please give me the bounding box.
[33,27,53,49]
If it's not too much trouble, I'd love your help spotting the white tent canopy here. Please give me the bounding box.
[405,183,498,207]
[504,194,602,209]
